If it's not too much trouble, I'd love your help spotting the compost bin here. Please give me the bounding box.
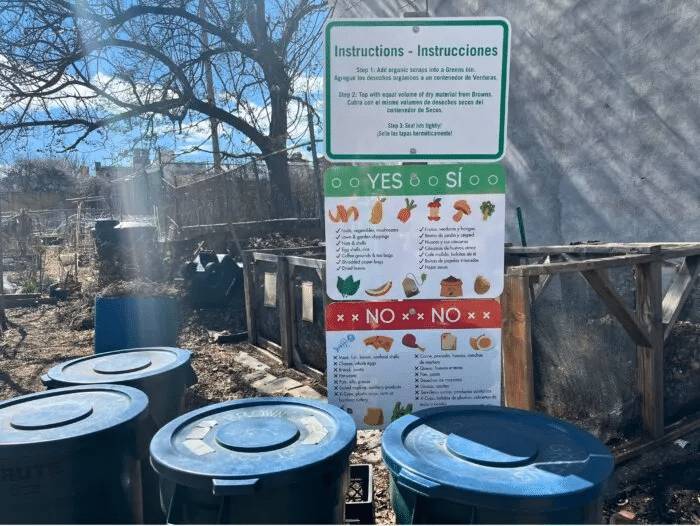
[382,405,614,524]
[0,385,150,524]
[41,346,197,523]
[149,397,357,524]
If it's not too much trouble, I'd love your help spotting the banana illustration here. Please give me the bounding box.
[328,204,359,223]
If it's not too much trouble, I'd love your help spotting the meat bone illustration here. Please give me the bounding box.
[401,333,425,351]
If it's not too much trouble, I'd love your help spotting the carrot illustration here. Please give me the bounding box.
[397,198,417,223]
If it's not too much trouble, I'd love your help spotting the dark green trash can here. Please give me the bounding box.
[149,397,357,524]
[42,347,197,523]
[0,385,150,524]
[382,405,614,524]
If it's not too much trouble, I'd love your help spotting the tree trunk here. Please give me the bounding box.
[265,70,294,218]
[265,151,293,218]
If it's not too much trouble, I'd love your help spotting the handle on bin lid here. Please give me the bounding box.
[40,374,57,388]
[396,468,441,497]
[212,477,260,496]
[184,364,198,388]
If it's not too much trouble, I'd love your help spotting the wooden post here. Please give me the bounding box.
[196,183,202,226]
[287,262,300,370]
[75,200,81,280]
[501,274,535,410]
[277,256,293,367]
[662,255,700,340]
[635,261,664,439]
[242,252,257,346]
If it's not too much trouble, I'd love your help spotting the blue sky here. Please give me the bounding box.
[0,2,327,173]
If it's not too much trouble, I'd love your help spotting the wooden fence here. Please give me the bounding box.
[161,161,321,231]
[503,242,700,444]
[242,248,327,381]
[242,242,700,453]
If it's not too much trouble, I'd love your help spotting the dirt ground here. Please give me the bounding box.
[3,253,700,524]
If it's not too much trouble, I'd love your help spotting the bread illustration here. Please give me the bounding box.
[363,407,384,426]
[441,333,457,351]
[363,335,394,352]
[474,275,491,295]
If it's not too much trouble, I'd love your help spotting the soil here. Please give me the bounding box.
[2,249,700,524]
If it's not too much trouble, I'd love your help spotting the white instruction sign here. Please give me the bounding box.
[324,17,511,161]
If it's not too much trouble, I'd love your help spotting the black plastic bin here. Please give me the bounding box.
[346,464,374,524]
[42,347,197,523]
[149,397,357,524]
[0,385,150,524]
[382,405,614,524]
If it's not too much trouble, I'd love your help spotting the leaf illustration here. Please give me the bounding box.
[337,275,361,298]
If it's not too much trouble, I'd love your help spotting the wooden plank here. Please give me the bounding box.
[662,255,700,340]
[320,264,330,374]
[580,268,652,347]
[4,297,57,308]
[294,361,326,386]
[506,242,700,257]
[277,256,293,367]
[248,247,325,256]
[531,273,553,303]
[241,252,257,347]
[284,254,326,268]
[509,252,664,277]
[287,262,302,372]
[501,275,535,410]
[510,246,700,277]
[635,261,664,439]
[2,294,41,300]
[528,256,553,303]
[252,251,279,263]
[505,243,661,257]
[257,336,283,357]
[614,415,700,465]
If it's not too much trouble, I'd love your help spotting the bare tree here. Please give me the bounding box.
[0,0,328,217]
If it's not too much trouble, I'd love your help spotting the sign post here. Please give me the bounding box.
[323,17,511,430]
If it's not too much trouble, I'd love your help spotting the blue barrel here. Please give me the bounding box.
[0,385,150,524]
[94,296,178,354]
[41,347,197,524]
[150,397,357,524]
[382,405,614,524]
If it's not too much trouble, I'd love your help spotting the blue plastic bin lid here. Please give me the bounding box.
[150,397,357,495]
[381,405,614,512]
[42,347,194,386]
[0,384,149,456]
